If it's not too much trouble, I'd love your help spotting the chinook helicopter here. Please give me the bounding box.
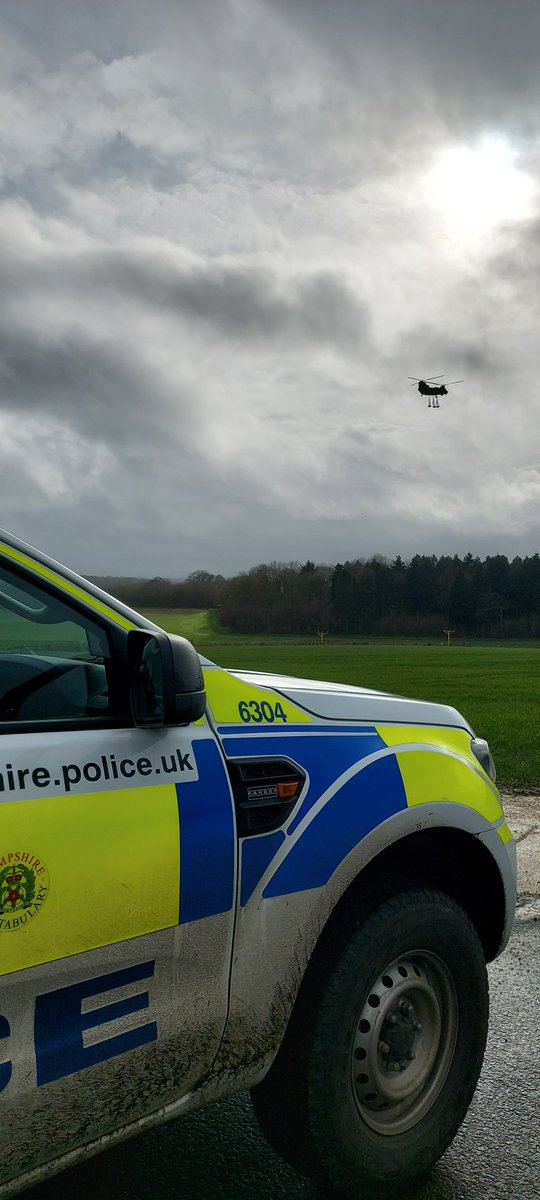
[409,375,464,408]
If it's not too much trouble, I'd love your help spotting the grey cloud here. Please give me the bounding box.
[3,1,540,203]
[487,216,540,287]
[18,134,179,197]
[268,0,540,135]
[0,235,370,351]
[0,0,137,64]
[396,327,507,382]
[1,0,540,576]
[140,264,369,348]
[0,327,169,444]
[0,317,215,501]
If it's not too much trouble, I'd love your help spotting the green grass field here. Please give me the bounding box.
[144,609,540,788]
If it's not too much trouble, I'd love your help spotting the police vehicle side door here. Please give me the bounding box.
[0,554,236,1187]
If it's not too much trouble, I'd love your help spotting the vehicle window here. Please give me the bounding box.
[0,563,118,724]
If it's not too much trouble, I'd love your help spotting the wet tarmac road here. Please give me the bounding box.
[18,795,540,1200]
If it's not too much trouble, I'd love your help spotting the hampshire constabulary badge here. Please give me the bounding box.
[0,851,49,931]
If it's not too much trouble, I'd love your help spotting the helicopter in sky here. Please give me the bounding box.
[408,375,464,408]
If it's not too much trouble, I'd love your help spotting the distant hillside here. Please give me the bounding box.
[88,577,146,592]
[85,553,540,639]
[86,574,221,610]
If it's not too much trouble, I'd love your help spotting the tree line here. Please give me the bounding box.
[91,552,540,638]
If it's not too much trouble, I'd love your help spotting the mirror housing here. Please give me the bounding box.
[128,630,206,726]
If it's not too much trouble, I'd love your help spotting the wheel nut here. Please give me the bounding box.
[400,999,412,1015]
[407,1051,416,1061]
[413,1022,422,1032]
[378,1041,390,1056]
[386,1013,397,1026]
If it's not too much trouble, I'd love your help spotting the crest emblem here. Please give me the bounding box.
[0,852,49,931]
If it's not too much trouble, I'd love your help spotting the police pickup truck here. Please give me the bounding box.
[0,529,516,1199]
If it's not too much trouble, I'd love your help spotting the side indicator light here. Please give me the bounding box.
[277,781,299,800]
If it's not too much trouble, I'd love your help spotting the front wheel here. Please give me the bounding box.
[252,888,489,1199]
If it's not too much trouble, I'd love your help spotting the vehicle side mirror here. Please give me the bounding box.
[128,630,206,726]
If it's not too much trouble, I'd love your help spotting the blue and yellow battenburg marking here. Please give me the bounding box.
[217,711,504,906]
[0,735,237,974]
[0,646,505,973]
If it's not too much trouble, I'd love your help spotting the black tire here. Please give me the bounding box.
[251,888,488,1199]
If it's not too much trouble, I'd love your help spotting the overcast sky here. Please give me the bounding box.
[1,0,540,578]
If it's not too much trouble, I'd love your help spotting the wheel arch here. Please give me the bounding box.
[217,813,510,1108]
[253,824,506,1105]
[312,825,507,975]
[250,828,501,1181]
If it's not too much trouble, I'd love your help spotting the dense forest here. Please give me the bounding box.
[91,552,540,638]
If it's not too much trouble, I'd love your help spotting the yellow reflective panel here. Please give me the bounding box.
[498,821,513,845]
[376,726,502,823]
[396,748,501,823]
[0,543,137,631]
[203,667,312,725]
[0,785,179,976]
[377,725,473,756]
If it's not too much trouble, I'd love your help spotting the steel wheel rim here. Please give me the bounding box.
[350,951,458,1136]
